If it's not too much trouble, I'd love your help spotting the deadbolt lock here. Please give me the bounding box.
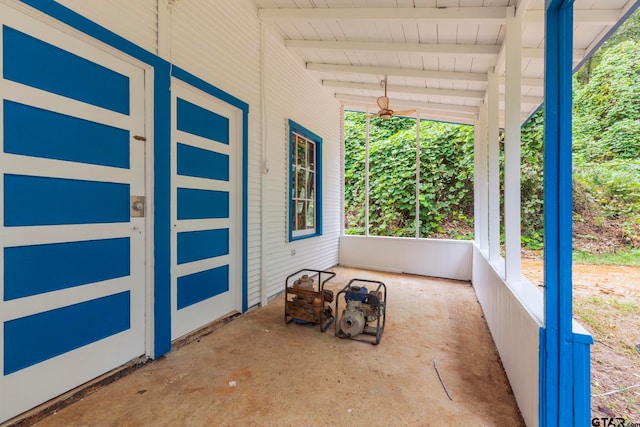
[131,195,145,218]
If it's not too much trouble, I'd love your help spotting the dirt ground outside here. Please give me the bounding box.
[521,258,640,422]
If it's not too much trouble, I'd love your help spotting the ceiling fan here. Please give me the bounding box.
[369,76,416,119]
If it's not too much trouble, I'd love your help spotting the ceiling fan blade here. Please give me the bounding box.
[366,113,379,119]
[376,96,389,110]
[392,109,417,116]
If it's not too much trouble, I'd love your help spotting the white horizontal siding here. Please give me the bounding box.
[55,0,158,53]
[263,29,341,298]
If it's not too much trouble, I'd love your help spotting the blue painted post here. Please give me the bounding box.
[154,61,173,358]
[543,1,575,426]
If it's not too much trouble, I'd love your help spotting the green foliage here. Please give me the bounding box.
[417,121,474,237]
[520,109,545,247]
[574,41,640,162]
[574,159,640,244]
[575,10,640,84]
[343,112,417,234]
[344,112,474,238]
[573,247,640,266]
[368,127,417,236]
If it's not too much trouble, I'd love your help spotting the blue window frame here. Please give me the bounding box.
[289,120,322,241]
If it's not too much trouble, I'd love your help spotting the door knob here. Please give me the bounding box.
[131,195,145,217]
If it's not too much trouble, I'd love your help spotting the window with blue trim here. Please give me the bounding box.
[289,120,322,241]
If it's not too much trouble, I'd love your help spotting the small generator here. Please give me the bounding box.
[284,269,335,332]
[335,279,387,345]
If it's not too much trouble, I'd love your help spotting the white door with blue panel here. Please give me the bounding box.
[171,80,242,340]
[0,6,148,422]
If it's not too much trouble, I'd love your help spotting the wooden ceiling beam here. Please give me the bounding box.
[342,101,477,125]
[524,9,619,25]
[335,94,479,115]
[307,63,488,83]
[259,7,619,26]
[258,7,507,24]
[286,40,500,57]
[322,80,486,99]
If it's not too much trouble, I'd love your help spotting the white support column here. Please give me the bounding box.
[473,118,480,244]
[505,6,522,281]
[477,102,489,253]
[415,112,421,238]
[339,104,346,236]
[365,109,370,236]
[487,69,501,262]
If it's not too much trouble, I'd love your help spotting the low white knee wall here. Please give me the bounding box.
[471,246,542,427]
[339,235,472,281]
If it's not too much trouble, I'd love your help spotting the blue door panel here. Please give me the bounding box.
[176,188,228,220]
[177,265,229,310]
[176,98,229,144]
[3,291,131,375]
[4,100,130,168]
[177,143,229,181]
[4,238,131,301]
[4,174,129,226]
[2,26,130,115]
[177,229,229,265]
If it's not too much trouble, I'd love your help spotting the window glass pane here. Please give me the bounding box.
[289,122,321,239]
[307,171,315,201]
[307,142,315,170]
[297,137,306,167]
[292,165,298,199]
[293,201,298,230]
[307,203,314,228]
[296,201,306,230]
[297,169,306,199]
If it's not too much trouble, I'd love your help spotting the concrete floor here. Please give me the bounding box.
[20,267,524,426]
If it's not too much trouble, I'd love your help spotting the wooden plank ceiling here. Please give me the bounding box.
[256,0,638,125]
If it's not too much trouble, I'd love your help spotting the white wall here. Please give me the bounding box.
[56,0,158,53]
[471,245,542,427]
[53,0,341,308]
[261,29,342,299]
[339,235,472,281]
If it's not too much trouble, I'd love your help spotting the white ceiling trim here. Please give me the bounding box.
[500,94,543,105]
[258,7,508,24]
[343,101,477,125]
[500,76,543,89]
[306,63,488,83]
[286,40,586,62]
[335,94,479,115]
[322,80,486,100]
[335,91,540,112]
[286,40,500,57]
[524,9,620,25]
[259,7,619,26]
[323,80,542,106]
